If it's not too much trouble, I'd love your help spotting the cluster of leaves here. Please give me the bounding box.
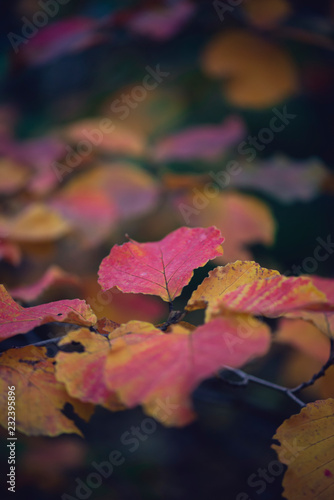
[1,226,334,499]
[2,1,334,498]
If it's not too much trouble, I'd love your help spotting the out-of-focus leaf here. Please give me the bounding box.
[9,265,80,303]
[178,191,276,262]
[63,120,145,157]
[127,0,195,40]
[0,204,71,243]
[152,116,246,162]
[231,157,329,203]
[201,30,299,108]
[20,17,111,66]
[275,318,330,363]
[0,158,30,194]
[242,0,292,28]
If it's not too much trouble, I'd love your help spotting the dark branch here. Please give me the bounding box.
[291,336,334,394]
[220,367,306,408]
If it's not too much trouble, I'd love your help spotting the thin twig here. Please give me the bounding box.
[291,335,334,394]
[220,366,306,408]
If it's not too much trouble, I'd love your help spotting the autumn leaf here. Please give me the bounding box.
[0,285,97,339]
[50,163,159,244]
[289,276,334,336]
[55,322,160,410]
[177,192,276,262]
[186,261,280,312]
[127,0,195,40]
[84,279,166,324]
[230,157,328,203]
[152,116,245,162]
[242,0,292,29]
[103,316,270,426]
[20,16,108,66]
[0,204,70,243]
[63,120,145,157]
[272,399,334,500]
[9,265,80,303]
[275,318,330,364]
[0,240,21,266]
[55,328,123,411]
[0,346,94,436]
[50,187,118,245]
[206,274,329,323]
[98,226,224,302]
[0,158,30,194]
[201,29,298,108]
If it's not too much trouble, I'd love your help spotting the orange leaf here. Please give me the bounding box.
[178,192,275,262]
[201,29,298,108]
[275,318,330,364]
[273,399,334,500]
[0,158,30,194]
[103,316,270,426]
[55,328,123,411]
[0,346,94,436]
[0,285,96,340]
[98,226,224,302]
[0,204,70,243]
[207,275,329,322]
[186,260,279,311]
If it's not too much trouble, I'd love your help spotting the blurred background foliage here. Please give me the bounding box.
[0,1,334,499]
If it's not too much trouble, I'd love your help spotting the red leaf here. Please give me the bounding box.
[103,316,270,425]
[153,116,245,162]
[0,285,96,340]
[9,265,80,303]
[98,226,224,301]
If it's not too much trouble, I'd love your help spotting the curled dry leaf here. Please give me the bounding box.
[273,399,334,500]
[98,226,224,301]
[0,285,97,339]
[0,346,94,436]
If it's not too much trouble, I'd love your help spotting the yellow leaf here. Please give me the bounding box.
[273,399,334,500]
[0,346,94,436]
[186,260,279,311]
